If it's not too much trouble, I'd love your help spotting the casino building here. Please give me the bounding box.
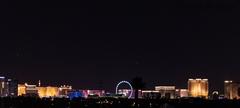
[141,86,176,99]
[224,80,240,99]
[188,78,209,98]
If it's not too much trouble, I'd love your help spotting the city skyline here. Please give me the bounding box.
[1,74,238,95]
[0,70,239,93]
[1,75,238,99]
[3,0,240,94]
[2,0,240,108]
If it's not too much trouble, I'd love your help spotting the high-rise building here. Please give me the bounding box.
[0,76,8,97]
[188,78,208,98]
[0,76,17,97]
[7,79,18,97]
[224,80,240,99]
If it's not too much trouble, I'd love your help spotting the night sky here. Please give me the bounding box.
[2,0,240,93]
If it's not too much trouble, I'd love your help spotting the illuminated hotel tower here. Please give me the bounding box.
[224,80,240,99]
[188,78,209,98]
[0,77,8,97]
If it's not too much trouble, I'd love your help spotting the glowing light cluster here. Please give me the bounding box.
[225,80,233,83]
[155,86,175,91]
[18,83,65,98]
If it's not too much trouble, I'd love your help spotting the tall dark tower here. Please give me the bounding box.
[8,79,18,97]
[135,55,143,75]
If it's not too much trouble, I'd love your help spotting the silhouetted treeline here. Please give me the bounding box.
[1,97,240,108]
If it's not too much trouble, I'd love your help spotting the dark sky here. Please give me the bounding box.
[2,0,240,93]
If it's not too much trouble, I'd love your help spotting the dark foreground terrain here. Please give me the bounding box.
[1,97,240,108]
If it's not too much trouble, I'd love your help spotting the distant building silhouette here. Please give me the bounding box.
[8,79,18,97]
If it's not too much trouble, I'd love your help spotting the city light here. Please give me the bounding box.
[1,75,239,100]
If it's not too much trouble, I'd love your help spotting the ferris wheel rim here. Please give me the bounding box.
[115,80,133,99]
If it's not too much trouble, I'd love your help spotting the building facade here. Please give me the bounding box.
[18,83,74,98]
[224,80,240,99]
[155,86,176,99]
[25,84,38,97]
[118,89,132,98]
[37,86,59,98]
[175,89,188,98]
[79,90,105,98]
[7,79,18,97]
[141,90,161,99]
[18,83,38,97]
[59,85,72,97]
[18,84,26,96]
[0,77,8,97]
[0,77,18,97]
[188,78,208,98]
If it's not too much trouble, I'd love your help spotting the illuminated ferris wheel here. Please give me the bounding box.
[115,80,133,99]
